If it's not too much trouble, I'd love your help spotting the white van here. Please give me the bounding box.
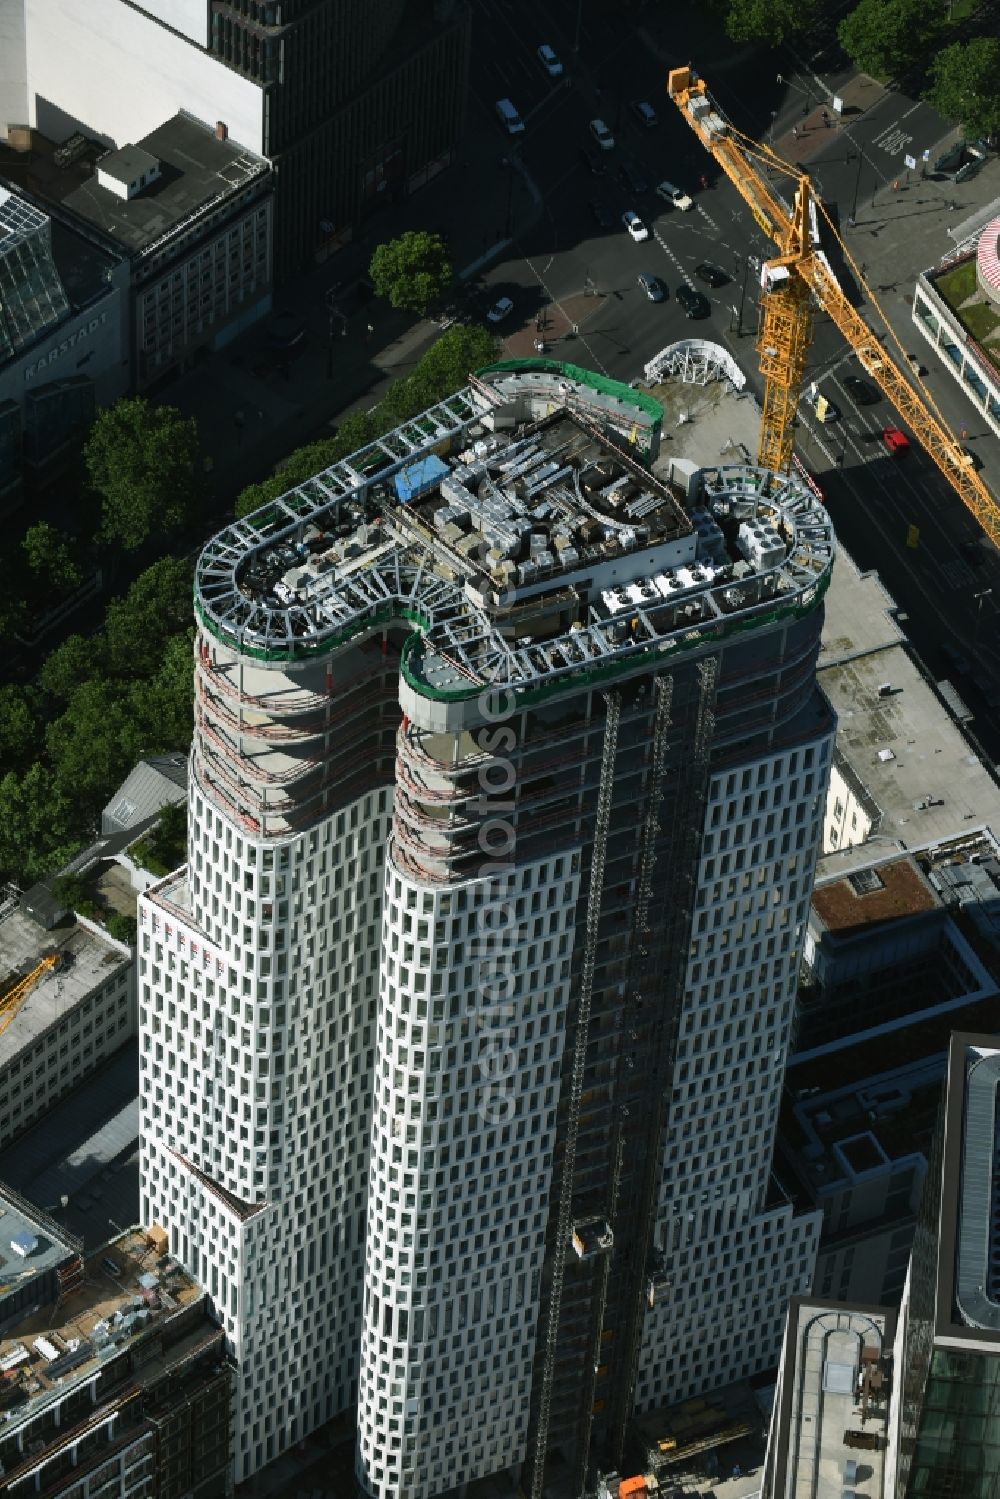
[496,98,525,135]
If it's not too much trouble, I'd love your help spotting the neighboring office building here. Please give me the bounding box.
[814,546,1000,868]
[0,899,134,1151]
[0,1185,84,1334]
[102,755,189,839]
[139,362,834,1495]
[0,0,470,279]
[762,1295,894,1499]
[776,838,999,1309]
[0,1218,232,1499]
[0,182,127,504]
[764,1031,1000,1499]
[61,113,272,389]
[912,214,1000,441]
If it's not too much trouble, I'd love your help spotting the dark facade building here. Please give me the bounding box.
[207,0,471,275]
[891,1032,1000,1498]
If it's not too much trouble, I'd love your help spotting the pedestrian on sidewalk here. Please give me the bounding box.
[822,108,829,126]
[792,125,798,139]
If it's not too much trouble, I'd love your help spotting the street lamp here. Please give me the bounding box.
[974,588,993,641]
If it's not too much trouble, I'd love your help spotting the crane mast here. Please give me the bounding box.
[667,65,1000,548]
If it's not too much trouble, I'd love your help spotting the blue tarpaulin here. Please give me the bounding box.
[395,455,448,503]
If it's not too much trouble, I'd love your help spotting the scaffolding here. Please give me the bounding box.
[608,656,718,1463]
[529,691,621,1499]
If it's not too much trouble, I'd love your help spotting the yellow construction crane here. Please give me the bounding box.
[0,954,60,1040]
[667,65,1000,549]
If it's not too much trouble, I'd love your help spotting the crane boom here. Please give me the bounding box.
[667,65,1000,549]
[0,954,60,1039]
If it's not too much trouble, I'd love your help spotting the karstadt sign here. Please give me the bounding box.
[24,312,109,381]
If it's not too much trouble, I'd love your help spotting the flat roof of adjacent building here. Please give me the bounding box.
[63,111,268,258]
[0,1224,209,1431]
[817,546,1000,875]
[0,1189,79,1310]
[766,1297,893,1499]
[936,1034,1000,1341]
[0,907,131,1063]
[811,855,939,934]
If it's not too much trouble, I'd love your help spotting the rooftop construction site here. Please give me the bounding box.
[195,363,835,711]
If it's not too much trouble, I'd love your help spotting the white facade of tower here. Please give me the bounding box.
[635,733,831,1407]
[140,766,392,1480]
[356,850,581,1496]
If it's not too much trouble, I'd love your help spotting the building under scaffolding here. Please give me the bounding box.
[142,360,836,1499]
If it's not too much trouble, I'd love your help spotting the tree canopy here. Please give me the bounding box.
[0,556,196,887]
[725,0,817,44]
[84,397,202,550]
[926,38,1000,140]
[368,230,454,316]
[21,523,82,602]
[838,0,941,80]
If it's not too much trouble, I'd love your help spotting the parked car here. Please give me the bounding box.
[486,296,514,323]
[638,272,667,302]
[843,374,877,404]
[677,284,710,318]
[619,159,649,194]
[962,539,986,567]
[495,98,525,135]
[622,210,649,242]
[589,199,613,228]
[694,261,727,287]
[631,100,658,128]
[882,425,910,455]
[579,146,605,175]
[589,118,615,151]
[656,180,693,210]
[537,43,563,77]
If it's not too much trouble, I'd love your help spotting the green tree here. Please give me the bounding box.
[104,557,193,677]
[37,633,104,703]
[130,630,196,749]
[0,764,79,885]
[46,678,144,829]
[368,231,453,316]
[926,38,1000,140]
[838,0,940,79]
[725,0,817,44]
[106,912,138,945]
[21,523,82,601]
[0,685,40,773]
[84,397,201,550]
[51,873,90,910]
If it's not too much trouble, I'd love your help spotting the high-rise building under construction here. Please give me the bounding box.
[138,364,834,1494]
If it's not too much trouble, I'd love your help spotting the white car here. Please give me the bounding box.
[623,210,649,242]
[656,180,693,211]
[589,118,615,151]
[537,44,563,77]
[486,296,515,324]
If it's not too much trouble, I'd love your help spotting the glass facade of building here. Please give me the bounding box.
[907,1347,1000,1497]
[0,188,70,358]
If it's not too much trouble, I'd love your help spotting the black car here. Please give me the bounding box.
[677,284,711,319]
[619,159,649,194]
[843,374,878,404]
[579,146,605,176]
[589,199,613,228]
[694,261,728,288]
